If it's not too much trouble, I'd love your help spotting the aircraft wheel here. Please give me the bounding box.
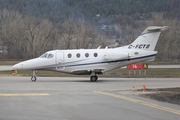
[90,76,98,82]
[31,76,36,82]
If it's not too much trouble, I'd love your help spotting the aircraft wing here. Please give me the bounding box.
[72,69,104,75]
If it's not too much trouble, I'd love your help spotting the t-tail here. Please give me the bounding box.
[127,26,168,51]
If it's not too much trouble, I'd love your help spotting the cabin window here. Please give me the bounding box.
[94,53,98,57]
[68,53,72,58]
[47,54,54,58]
[85,53,89,57]
[76,53,80,58]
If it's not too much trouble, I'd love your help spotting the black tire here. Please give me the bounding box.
[31,76,36,82]
[90,76,98,82]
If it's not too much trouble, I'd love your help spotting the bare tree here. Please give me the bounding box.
[23,16,56,58]
[23,16,40,58]
[0,9,24,58]
[0,9,56,59]
[57,18,98,49]
[58,17,76,49]
[35,19,56,55]
[145,13,180,61]
[75,18,97,49]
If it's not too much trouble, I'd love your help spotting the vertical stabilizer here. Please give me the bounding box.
[128,26,168,51]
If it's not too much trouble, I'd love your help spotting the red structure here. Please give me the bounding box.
[127,63,143,70]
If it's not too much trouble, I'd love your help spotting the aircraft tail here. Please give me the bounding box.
[128,26,168,51]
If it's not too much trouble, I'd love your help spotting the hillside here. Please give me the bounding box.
[0,0,179,24]
[0,0,180,61]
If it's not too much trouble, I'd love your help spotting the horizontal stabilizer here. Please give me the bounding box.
[141,26,168,34]
[147,26,168,31]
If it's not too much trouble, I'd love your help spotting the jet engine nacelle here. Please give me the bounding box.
[104,50,128,61]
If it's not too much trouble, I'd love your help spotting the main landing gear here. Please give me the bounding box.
[31,70,37,82]
[90,75,98,82]
[90,71,98,82]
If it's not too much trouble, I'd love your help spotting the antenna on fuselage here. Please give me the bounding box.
[97,46,101,49]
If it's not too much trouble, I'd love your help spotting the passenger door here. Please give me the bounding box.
[56,51,65,70]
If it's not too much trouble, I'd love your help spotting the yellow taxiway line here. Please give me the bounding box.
[0,93,50,97]
[94,91,180,115]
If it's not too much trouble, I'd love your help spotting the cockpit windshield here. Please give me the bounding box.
[47,54,54,58]
[39,53,54,59]
[39,53,48,58]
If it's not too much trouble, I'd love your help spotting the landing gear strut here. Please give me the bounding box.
[31,70,36,82]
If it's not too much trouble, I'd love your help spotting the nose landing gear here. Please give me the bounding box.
[31,76,36,82]
[31,70,37,82]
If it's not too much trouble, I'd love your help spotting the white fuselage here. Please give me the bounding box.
[12,26,167,82]
[12,47,157,75]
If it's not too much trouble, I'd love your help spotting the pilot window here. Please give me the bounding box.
[39,53,48,58]
[47,54,54,58]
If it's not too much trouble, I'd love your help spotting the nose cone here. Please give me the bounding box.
[12,62,24,70]
[12,58,40,70]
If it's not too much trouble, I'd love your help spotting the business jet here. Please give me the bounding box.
[12,26,167,82]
